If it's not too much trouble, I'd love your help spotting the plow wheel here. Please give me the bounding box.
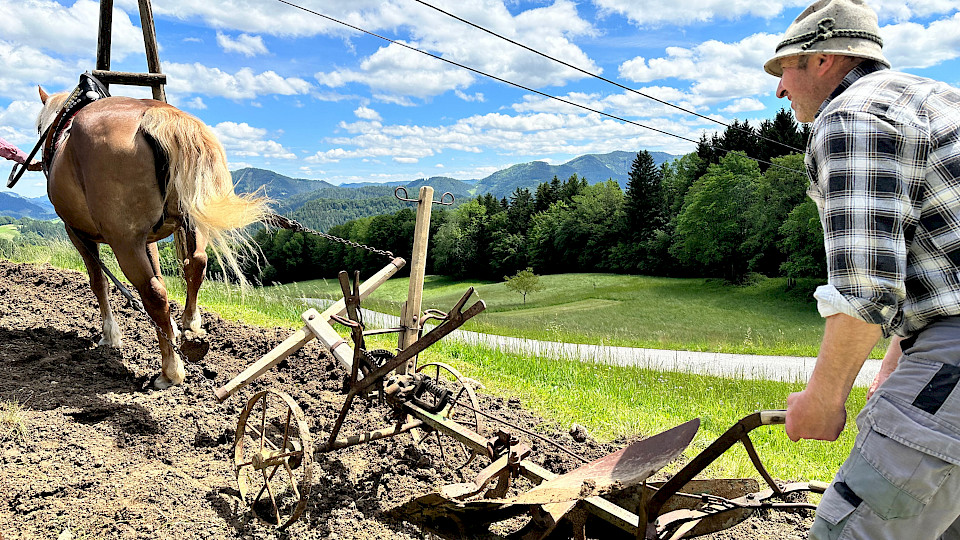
[234,389,313,530]
[415,362,483,469]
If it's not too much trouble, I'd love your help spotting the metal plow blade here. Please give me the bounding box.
[496,418,699,506]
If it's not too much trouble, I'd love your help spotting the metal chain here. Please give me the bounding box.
[263,213,395,260]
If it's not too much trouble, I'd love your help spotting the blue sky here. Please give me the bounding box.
[2,0,959,199]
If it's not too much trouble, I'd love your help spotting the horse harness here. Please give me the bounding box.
[8,72,173,233]
[42,72,112,176]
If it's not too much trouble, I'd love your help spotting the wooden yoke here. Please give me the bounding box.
[213,257,405,402]
[397,186,434,374]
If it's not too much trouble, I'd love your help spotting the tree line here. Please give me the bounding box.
[243,109,826,285]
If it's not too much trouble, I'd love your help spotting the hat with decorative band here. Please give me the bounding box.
[764,0,889,77]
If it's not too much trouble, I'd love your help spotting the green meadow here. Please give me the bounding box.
[3,243,864,483]
[0,224,18,241]
[278,273,886,359]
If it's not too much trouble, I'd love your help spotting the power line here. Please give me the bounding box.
[273,0,804,175]
[411,0,806,156]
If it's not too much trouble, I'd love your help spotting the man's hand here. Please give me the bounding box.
[27,160,42,171]
[785,313,882,442]
[867,336,903,400]
[786,388,846,441]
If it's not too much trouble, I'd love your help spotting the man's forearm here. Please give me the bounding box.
[809,313,883,404]
[786,312,883,441]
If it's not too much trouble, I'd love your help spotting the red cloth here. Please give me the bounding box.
[0,136,29,164]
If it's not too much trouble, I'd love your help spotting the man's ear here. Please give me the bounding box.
[816,54,841,75]
[39,86,49,104]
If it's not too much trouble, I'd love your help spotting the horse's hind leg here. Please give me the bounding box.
[66,227,122,347]
[113,241,184,388]
[148,242,181,342]
[180,225,207,337]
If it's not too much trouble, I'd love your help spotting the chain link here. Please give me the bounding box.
[263,214,396,260]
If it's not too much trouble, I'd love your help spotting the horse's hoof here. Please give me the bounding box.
[98,336,123,347]
[153,372,184,389]
[184,328,207,340]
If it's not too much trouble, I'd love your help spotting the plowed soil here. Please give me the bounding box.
[0,259,813,539]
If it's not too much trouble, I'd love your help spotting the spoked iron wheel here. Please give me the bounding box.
[234,388,313,530]
[414,362,483,469]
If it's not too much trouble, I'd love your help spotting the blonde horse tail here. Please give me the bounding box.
[139,105,271,282]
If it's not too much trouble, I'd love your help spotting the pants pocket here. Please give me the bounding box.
[810,481,858,540]
[847,427,955,520]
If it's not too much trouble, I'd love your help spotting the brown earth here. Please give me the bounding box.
[0,259,813,539]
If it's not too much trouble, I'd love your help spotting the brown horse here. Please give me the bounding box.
[37,87,270,388]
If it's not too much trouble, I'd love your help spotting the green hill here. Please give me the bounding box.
[473,150,677,198]
[231,168,334,200]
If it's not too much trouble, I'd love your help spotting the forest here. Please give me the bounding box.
[244,109,825,286]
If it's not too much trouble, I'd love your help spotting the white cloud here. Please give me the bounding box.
[882,13,960,69]
[593,0,803,26]
[871,0,960,21]
[165,62,313,100]
[216,32,269,57]
[455,90,485,102]
[353,106,382,121]
[126,0,409,38]
[0,41,85,101]
[317,42,476,99]
[315,0,599,99]
[0,0,144,60]
[184,97,207,110]
[212,121,297,160]
[305,101,700,167]
[618,33,780,106]
[721,98,765,114]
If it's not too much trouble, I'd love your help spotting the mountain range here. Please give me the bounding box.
[0,150,677,225]
[0,192,56,220]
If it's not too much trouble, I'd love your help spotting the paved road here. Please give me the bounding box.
[306,299,881,387]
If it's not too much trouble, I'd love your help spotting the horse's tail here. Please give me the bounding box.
[139,105,271,281]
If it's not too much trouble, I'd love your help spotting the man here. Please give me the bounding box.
[766,0,960,538]
[0,136,41,171]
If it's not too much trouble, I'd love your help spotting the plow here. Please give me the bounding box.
[213,186,827,538]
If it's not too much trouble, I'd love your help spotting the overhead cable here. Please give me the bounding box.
[411,0,806,155]
[274,0,805,175]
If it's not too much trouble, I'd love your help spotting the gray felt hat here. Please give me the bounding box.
[765,0,889,77]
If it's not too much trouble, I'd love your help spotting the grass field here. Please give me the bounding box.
[3,243,863,483]
[0,224,18,241]
[280,273,886,358]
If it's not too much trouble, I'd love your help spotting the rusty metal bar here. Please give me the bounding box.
[642,410,786,540]
[323,419,424,451]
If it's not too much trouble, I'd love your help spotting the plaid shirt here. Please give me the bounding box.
[806,61,960,337]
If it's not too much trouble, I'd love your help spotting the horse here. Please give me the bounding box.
[36,86,271,388]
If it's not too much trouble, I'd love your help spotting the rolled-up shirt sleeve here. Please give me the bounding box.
[806,107,925,335]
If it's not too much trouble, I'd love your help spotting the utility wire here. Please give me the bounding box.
[274,0,805,175]
[411,0,806,155]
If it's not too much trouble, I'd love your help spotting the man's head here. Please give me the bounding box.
[765,0,888,77]
[766,0,888,122]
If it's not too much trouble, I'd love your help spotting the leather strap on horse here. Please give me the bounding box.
[9,72,110,188]
[43,72,111,176]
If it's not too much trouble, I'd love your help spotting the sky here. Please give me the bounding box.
[2,0,959,200]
